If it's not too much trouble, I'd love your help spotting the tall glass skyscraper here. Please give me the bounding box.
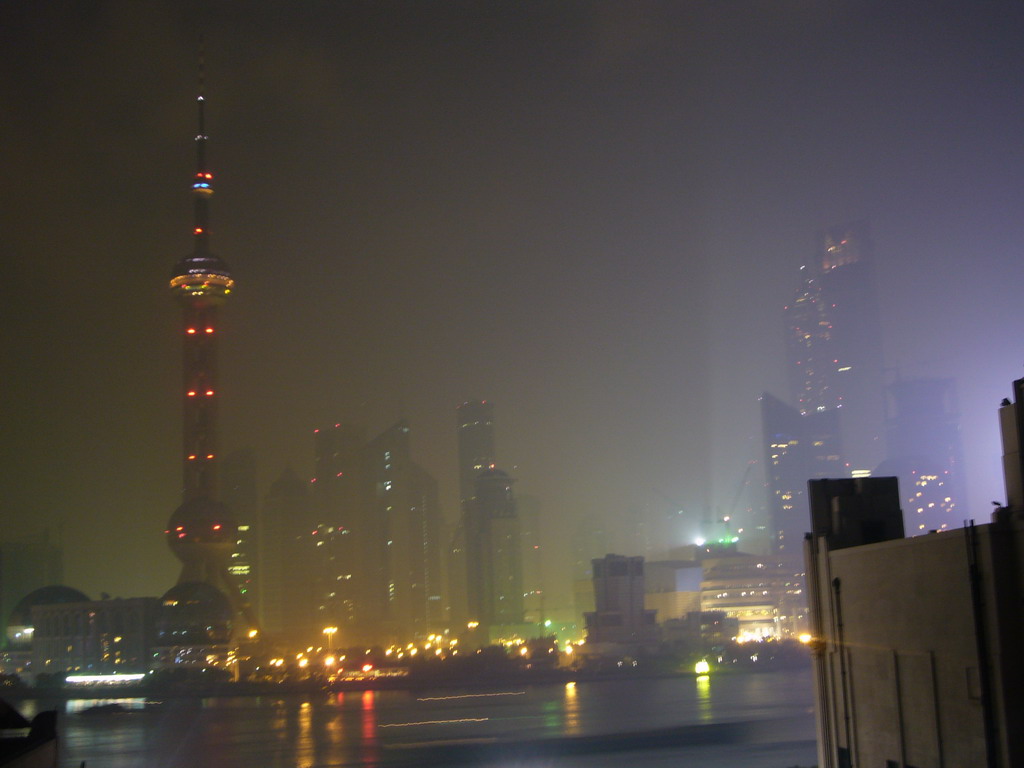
[784,221,885,471]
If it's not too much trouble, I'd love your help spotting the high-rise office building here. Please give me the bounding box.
[784,221,885,470]
[368,421,443,639]
[221,449,258,608]
[306,421,442,643]
[450,400,497,627]
[516,494,544,623]
[163,83,255,637]
[259,468,316,645]
[312,423,373,638]
[764,221,886,556]
[465,469,523,627]
[877,378,965,534]
[761,392,843,556]
[456,401,496,503]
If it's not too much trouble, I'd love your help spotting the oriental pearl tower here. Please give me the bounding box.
[164,68,257,639]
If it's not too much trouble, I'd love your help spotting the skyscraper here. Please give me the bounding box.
[784,221,885,470]
[259,468,316,645]
[456,401,496,503]
[764,221,886,555]
[369,421,443,639]
[163,81,254,637]
[450,400,497,627]
[307,421,442,643]
[760,392,843,556]
[465,469,523,627]
[877,378,965,533]
[312,423,374,638]
[516,494,544,623]
[221,449,258,609]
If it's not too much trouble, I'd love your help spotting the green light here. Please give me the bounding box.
[544,620,552,627]
[694,659,710,675]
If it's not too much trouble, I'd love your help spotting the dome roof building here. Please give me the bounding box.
[6,586,89,650]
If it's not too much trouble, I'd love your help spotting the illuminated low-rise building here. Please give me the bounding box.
[24,594,160,679]
[699,550,805,641]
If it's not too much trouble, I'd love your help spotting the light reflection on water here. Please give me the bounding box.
[563,681,580,735]
[695,674,712,722]
[20,668,816,767]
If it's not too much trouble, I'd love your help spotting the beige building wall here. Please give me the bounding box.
[807,520,1024,768]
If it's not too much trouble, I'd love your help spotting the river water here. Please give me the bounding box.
[18,668,817,767]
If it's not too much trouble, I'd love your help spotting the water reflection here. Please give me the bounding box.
[42,669,814,767]
[360,689,379,767]
[324,692,345,753]
[64,698,149,714]
[695,674,712,722]
[563,681,580,735]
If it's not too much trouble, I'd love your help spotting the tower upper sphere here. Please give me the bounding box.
[170,92,233,305]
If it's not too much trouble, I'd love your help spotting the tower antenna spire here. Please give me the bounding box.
[192,34,212,252]
[197,33,206,133]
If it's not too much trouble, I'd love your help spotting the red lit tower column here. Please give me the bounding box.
[165,85,256,638]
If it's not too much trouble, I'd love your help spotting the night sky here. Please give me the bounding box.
[4,1,1024,606]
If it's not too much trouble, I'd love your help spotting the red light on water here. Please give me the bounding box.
[194,227,203,234]
[206,454,215,459]
[187,391,196,397]
[187,455,196,460]
[212,524,222,531]
[205,390,214,396]
[186,328,197,334]
[205,327,214,334]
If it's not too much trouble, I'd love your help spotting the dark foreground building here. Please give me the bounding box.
[804,379,1024,768]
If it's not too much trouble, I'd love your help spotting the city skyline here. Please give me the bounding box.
[5,2,1024,603]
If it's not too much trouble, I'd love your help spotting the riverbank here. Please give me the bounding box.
[2,658,810,701]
